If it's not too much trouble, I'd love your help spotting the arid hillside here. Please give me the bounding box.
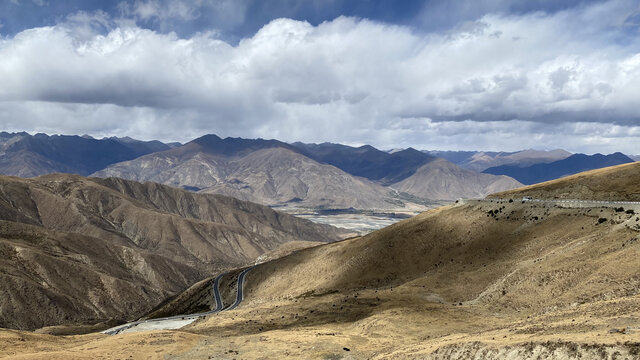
[0,174,342,331]
[2,164,639,359]
[490,161,640,201]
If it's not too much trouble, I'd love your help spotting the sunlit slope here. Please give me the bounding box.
[177,196,639,358]
[244,200,639,310]
[489,161,640,201]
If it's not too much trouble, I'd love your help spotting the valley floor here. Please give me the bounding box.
[276,204,439,235]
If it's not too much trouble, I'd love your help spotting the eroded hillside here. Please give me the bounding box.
[2,163,639,359]
[0,174,343,330]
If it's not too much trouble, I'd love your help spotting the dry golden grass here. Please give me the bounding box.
[490,161,640,201]
[3,199,638,359]
[2,163,640,358]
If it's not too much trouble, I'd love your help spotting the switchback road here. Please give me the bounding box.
[102,266,255,336]
[223,266,255,311]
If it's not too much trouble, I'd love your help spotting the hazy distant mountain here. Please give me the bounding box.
[483,152,634,185]
[631,155,640,161]
[291,142,437,185]
[293,142,522,199]
[165,142,183,148]
[0,132,171,177]
[425,150,482,165]
[426,149,572,171]
[95,135,400,209]
[0,174,341,330]
[390,158,523,200]
[96,136,524,206]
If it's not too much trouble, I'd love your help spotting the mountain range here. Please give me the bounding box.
[0,174,341,330]
[483,152,635,185]
[92,135,401,209]
[94,135,523,207]
[291,142,438,185]
[426,149,572,171]
[0,132,176,177]
[1,132,635,208]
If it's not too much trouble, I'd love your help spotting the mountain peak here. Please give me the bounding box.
[191,134,293,157]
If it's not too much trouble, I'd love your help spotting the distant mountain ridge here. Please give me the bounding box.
[193,134,302,157]
[95,135,524,207]
[291,142,437,185]
[391,158,523,200]
[9,131,630,205]
[0,132,172,177]
[93,135,402,209]
[426,149,572,171]
[483,152,634,185]
[291,141,523,201]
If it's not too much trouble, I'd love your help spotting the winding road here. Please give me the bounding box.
[224,266,255,311]
[212,272,225,312]
[102,266,255,336]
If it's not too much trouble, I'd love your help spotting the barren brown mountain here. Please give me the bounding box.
[0,174,342,331]
[2,163,639,359]
[94,135,402,209]
[391,157,523,200]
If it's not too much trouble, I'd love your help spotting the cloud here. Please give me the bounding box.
[115,0,250,36]
[0,0,639,154]
[118,0,197,21]
[7,0,47,6]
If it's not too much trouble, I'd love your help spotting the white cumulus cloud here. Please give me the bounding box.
[0,0,639,153]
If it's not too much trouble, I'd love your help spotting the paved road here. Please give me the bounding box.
[102,266,255,336]
[224,266,255,311]
[471,198,640,207]
[212,272,225,312]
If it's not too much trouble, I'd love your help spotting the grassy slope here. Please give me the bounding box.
[489,161,640,201]
[2,163,640,358]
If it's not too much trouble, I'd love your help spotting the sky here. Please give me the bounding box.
[0,0,639,154]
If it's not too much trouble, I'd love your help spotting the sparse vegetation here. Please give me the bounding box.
[2,157,640,359]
